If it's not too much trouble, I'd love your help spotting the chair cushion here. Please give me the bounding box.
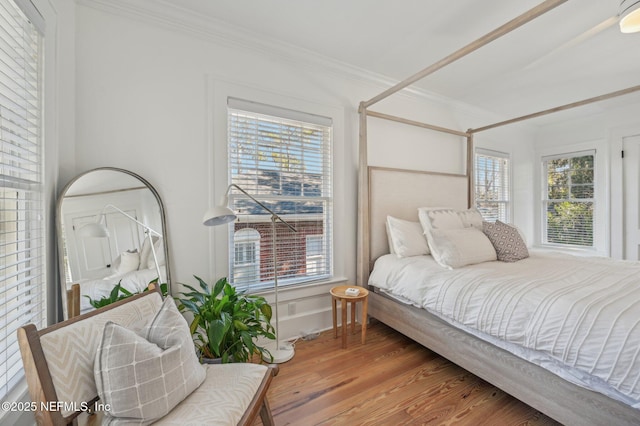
[95,297,206,424]
[153,363,269,425]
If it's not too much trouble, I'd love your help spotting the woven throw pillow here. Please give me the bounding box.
[95,297,206,424]
[482,220,529,262]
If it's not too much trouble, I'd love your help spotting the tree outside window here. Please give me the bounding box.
[543,153,594,247]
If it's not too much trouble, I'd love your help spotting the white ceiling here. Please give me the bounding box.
[167,0,640,124]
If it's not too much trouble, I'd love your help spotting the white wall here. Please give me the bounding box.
[60,0,538,339]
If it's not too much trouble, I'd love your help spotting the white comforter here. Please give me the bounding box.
[75,268,161,313]
[368,250,640,407]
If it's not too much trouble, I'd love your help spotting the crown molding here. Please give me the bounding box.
[76,0,537,132]
[75,0,474,107]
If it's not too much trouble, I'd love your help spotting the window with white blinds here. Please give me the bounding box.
[227,98,332,290]
[543,151,594,247]
[475,149,510,222]
[0,0,44,400]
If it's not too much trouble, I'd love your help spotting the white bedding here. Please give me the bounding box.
[368,250,640,408]
[75,268,162,313]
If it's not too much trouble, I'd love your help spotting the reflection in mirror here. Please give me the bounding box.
[57,168,170,319]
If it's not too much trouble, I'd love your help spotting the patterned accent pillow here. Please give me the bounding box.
[95,297,206,424]
[482,220,529,262]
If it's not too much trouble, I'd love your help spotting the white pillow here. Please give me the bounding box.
[386,216,430,257]
[426,227,497,269]
[95,297,206,423]
[418,207,464,233]
[139,236,152,270]
[458,208,484,229]
[146,237,165,269]
[385,221,395,255]
[116,249,139,274]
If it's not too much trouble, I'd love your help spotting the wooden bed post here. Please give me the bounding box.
[467,132,474,209]
[469,84,640,134]
[357,102,369,286]
[361,0,569,109]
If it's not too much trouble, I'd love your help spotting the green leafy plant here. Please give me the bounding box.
[175,276,275,363]
[85,279,168,309]
[85,282,134,309]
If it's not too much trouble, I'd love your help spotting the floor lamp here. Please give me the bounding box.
[202,183,297,363]
[79,204,164,283]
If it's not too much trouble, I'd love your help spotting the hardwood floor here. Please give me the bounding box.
[259,322,562,425]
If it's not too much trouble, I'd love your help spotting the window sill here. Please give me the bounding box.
[532,244,606,257]
[0,379,32,425]
[249,276,348,301]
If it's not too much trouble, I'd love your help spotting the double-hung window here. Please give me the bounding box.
[227,98,332,291]
[542,151,594,247]
[475,149,510,222]
[0,0,44,400]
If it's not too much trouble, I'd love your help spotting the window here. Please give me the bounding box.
[0,0,44,400]
[542,151,594,247]
[305,235,323,275]
[475,149,510,222]
[227,97,332,290]
[233,228,260,283]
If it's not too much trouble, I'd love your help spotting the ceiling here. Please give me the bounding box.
[166,0,640,125]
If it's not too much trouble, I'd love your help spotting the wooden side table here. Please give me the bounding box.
[330,285,369,349]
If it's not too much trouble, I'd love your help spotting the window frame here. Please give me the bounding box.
[0,0,45,402]
[541,150,595,248]
[232,228,261,284]
[474,148,511,223]
[225,97,333,291]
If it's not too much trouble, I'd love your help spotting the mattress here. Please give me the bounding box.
[368,250,640,408]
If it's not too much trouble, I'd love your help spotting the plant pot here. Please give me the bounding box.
[201,357,223,364]
[201,355,234,364]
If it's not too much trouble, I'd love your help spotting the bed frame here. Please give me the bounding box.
[364,167,639,425]
[357,2,640,424]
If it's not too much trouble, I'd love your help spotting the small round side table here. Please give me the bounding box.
[330,285,369,349]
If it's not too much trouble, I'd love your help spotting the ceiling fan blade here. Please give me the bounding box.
[523,16,618,70]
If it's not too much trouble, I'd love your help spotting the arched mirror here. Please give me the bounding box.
[57,168,170,319]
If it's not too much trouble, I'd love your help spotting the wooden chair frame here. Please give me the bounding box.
[18,287,278,425]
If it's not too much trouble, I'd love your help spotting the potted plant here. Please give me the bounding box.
[175,276,275,363]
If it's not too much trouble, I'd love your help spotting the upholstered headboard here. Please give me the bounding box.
[368,166,468,265]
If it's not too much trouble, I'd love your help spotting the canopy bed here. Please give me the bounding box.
[357,1,640,425]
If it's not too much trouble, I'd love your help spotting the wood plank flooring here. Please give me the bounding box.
[259,322,562,425]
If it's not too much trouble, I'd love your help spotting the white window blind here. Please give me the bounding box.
[0,0,44,400]
[227,97,332,290]
[475,149,510,222]
[543,151,594,247]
